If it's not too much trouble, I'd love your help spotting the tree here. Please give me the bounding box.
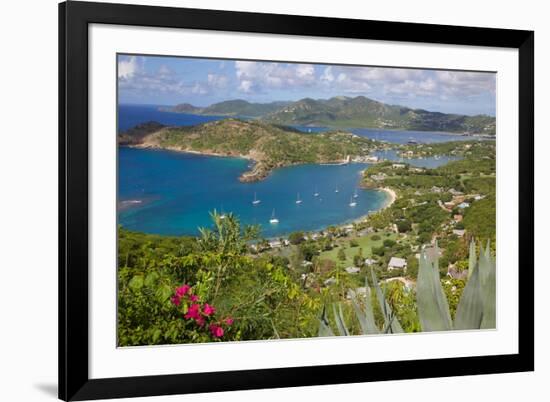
[337,248,347,261]
[288,231,305,245]
[353,248,365,267]
[397,220,412,233]
[299,242,319,262]
[383,239,396,248]
[406,256,419,279]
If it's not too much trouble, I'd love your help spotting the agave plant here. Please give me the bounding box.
[318,269,403,336]
[417,240,495,331]
[318,239,495,336]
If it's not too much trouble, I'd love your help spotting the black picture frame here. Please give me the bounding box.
[59,1,534,400]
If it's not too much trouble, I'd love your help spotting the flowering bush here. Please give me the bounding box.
[171,284,233,340]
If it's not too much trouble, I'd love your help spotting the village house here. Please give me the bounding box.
[364,258,376,266]
[447,265,468,280]
[453,214,463,222]
[452,195,466,204]
[452,229,466,237]
[458,202,470,209]
[324,277,337,286]
[345,266,361,274]
[416,245,443,261]
[431,186,443,193]
[392,163,406,169]
[444,201,455,209]
[388,257,407,272]
[371,173,387,181]
[269,240,282,249]
[449,188,464,196]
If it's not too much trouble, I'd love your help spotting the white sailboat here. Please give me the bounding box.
[353,188,359,198]
[252,192,261,205]
[335,185,339,193]
[349,196,357,207]
[314,186,320,197]
[269,209,279,224]
[295,193,303,204]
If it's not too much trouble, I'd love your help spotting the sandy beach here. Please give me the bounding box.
[380,187,397,209]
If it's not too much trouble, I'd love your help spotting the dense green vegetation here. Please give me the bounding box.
[160,96,496,134]
[118,213,323,346]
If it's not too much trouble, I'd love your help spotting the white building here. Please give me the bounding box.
[345,266,361,274]
[388,257,407,272]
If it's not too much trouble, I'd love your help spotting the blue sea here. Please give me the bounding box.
[118,104,465,237]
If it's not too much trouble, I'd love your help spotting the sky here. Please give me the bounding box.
[118,55,496,116]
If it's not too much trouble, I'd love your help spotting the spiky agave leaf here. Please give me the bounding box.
[479,243,496,329]
[318,305,335,337]
[369,268,403,333]
[416,251,453,331]
[349,285,379,335]
[468,239,477,280]
[333,303,350,336]
[454,260,484,330]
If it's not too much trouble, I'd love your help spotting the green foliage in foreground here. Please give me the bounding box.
[318,239,495,336]
[118,212,321,346]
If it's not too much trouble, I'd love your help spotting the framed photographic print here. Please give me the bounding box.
[59,1,534,400]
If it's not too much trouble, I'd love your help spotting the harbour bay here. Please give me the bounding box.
[118,104,467,237]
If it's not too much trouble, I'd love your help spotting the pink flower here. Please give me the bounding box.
[184,303,201,320]
[189,294,199,302]
[195,316,206,327]
[170,295,181,306]
[175,284,191,298]
[203,303,216,316]
[209,324,224,338]
[224,317,234,326]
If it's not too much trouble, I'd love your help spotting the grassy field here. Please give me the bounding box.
[319,231,397,268]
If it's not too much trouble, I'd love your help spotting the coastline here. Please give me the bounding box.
[380,187,397,209]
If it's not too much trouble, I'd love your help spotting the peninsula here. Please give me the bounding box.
[118,119,382,182]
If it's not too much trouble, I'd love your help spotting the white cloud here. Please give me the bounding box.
[192,83,208,95]
[118,57,231,98]
[207,73,228,89]
[320,66,334,83]
[118,56,139,79]
[435,71,495,97]
[235,61,316,93]
[238,80,253,93]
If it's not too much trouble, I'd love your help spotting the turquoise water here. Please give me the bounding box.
[373,149,461,168]
[117,104,466,237]
[119,148,387,237]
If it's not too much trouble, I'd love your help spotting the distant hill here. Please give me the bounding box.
[161,99,290,118]
[263,96,496,135]
[161,96,495,135]
[118,119,377,182]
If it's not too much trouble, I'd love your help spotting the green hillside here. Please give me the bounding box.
[118,118,378,182]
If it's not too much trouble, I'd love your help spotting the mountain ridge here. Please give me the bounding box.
[160,96,495,135]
